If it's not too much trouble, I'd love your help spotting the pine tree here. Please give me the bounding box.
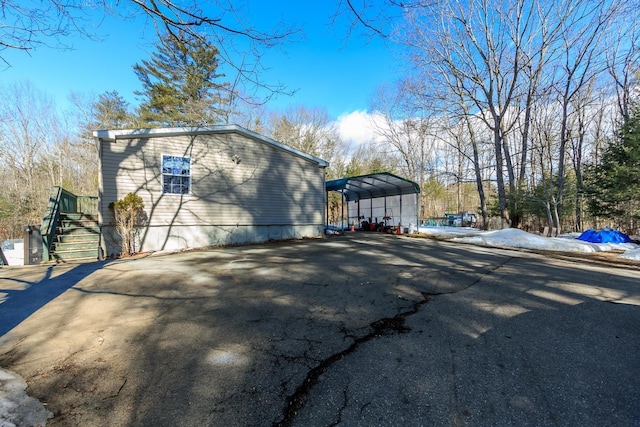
[586,109,640,233]
[94,91,134,129]
[134,31,229,127]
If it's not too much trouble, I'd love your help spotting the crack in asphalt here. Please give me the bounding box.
[272,257,514,427]
[272,292,431,427]
[328,386,349,427]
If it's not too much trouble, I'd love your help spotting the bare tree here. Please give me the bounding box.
[266,105,346,178]
[368,79,440,216]
[0,82,56,191]
[0,82,76,236]
[569,84,593,232]
[399,0,554,226]
[544,0,622,232]
[331,0,410,39]
[344,0,635,231]
[604,7,640,123]
[0,1,299,98]
[447,111,491,228]
[528,99,559,232]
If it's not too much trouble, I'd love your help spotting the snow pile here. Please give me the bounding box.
[0,368,52,427]
[451,228,607,252]
[418,226,639,259]
[417,226,483,239]
[619,248,640,260]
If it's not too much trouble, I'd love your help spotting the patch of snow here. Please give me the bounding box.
[452,228,603,252]
[418,226,640,258]
[1,242,24,266]
[0,368,52,426]
[417,226,483,239]
[619,248,640,260]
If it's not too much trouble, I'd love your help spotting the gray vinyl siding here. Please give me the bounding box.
[99,130,326,253]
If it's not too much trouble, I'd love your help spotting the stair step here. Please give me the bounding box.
[48,210,101,262]
[60,212,98,221]
[57,234,100,243]
[50,248,99,261]
[53,241,99,251]
[56,227,100,236]
[58,221,99,227]
[59,220,99,228]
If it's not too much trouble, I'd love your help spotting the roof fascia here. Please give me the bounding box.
[93,125,329,168]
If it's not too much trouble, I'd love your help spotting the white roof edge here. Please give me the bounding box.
[93,125,330,167]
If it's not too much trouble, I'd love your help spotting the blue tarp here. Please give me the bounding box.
[577,228,632,244]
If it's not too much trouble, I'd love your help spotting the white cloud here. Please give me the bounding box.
[335,110,386,146]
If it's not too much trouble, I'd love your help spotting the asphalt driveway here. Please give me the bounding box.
[1,233,639,426]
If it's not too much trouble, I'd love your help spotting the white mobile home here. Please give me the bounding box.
[94,125,329,256]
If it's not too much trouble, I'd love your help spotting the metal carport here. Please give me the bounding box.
[326,172,420,232]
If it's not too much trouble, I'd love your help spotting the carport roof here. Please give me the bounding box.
[326,172,420,201]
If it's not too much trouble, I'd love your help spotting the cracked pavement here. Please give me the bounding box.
[1,233,639,426]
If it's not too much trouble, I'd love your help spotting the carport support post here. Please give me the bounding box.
[341,189,345,231]
[370,197,373,221]
[384,197,387,222]
[415,193,419,231]
[400,194,403,230]
[326,191,329,231]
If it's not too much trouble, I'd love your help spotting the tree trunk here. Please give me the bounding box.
[494,125,510,226]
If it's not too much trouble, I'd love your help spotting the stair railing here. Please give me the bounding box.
[77,196,99,214]
[42,186,64,262]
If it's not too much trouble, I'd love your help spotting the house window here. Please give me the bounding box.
[162,155,191,194]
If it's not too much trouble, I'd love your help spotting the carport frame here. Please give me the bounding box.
[325,172,421,231]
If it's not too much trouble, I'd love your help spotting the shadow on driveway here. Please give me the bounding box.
[0,235,639,426]
[0,262,109,337]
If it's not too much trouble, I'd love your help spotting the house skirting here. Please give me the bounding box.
[101,224,324,256]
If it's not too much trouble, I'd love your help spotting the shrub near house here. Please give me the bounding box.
[109,193,146,255]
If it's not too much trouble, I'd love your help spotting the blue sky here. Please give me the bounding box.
[0,2,401,120]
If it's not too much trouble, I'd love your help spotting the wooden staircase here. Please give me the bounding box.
[50,212,100,262]
[42,187,100,263]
